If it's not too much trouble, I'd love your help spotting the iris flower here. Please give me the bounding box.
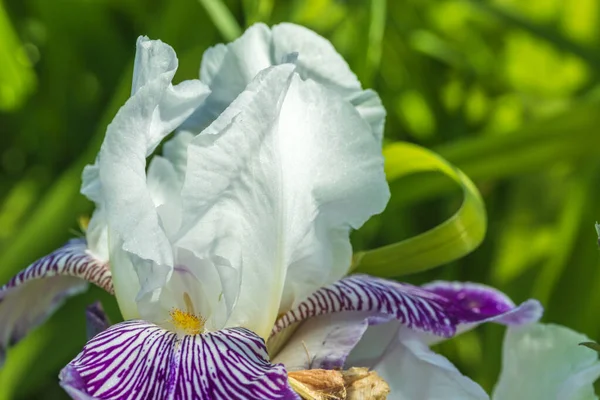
[0,24,578,399]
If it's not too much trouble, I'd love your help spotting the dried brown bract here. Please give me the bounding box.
[288,367,390,399]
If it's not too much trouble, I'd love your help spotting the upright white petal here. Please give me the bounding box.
[82,37,210,318]
[493,323,600,400]
[183,23,385,140]
[270,23,361,94]
[139,64,389,338]
[101,37,207,266]
[195,24,273,127]
[269,22,386,140]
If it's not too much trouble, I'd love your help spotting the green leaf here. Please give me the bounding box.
[579,342,600,353]
[532,166,594,305]
[352,142,487,277]
[465,0,600,69]
[365,0,386,84]
[0,2,36,111]
[197,0,242,41]
[242,0,274,25]
[387,99,600,207]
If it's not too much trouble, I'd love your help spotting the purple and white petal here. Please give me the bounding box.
[270,275,457,370]
[60,321,299,400]
[270,276,541,371]
[271,275,459,339]
[85,302,111,340]
[421,281,543,345]
[422,281,542,326]
[273,276,542,338]
[0,239,112,365]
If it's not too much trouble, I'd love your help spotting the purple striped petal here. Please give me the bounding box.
[270,275,542,371]
[422,281,543,325]
[271,275,458,338]
[0,239,112,365]
[60,321,299,400]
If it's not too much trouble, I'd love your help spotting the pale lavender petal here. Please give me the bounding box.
[271,312,391,371]
[85,302,111,340]
[60,321,299,400]
[60,367,98,400]
[371,329,489,400]
[0,239,112,365]
[422,281,543,326]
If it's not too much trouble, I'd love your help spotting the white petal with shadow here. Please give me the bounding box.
[170,65,388,339]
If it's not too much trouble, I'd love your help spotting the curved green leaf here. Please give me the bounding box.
[352,142,486,277]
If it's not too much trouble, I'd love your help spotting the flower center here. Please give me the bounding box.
[169,292,205,335]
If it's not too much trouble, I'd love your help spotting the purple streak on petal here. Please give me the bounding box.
[85,302,111,340]
[0,239,112,366]
[270,276,542,371]
[60,321,299,400]
[1,239,113,294]
[422,281,543,325]
[271,274,458,339]
[272,276,543,340]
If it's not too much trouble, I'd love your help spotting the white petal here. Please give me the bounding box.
[271,23,361,93]
[147,155,183,237]
[200,22,361,96]
[184,24,273,131]
[348,89,386,141]
[272,74,389,310]
[165,65,388,338]
[364,326,489,400]
[93,36,209,309]
[85,208,109,262]
[345,320,402,368]
[137,247,240,332]
[81,163,101,204]
[271,23,386,140]
[147,156,181,208]
[108,236,140,319]
[201,24,272,99]
[493,323,600,400]
[183,23,385,140]
[162,130,194,179]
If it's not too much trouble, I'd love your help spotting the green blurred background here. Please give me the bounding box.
[1,0,600,398]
